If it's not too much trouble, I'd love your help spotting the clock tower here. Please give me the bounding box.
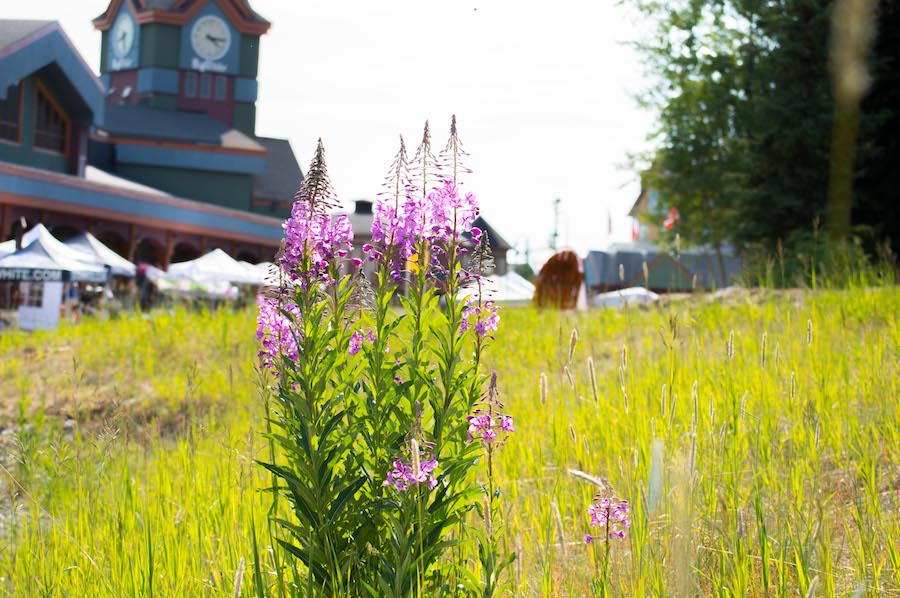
[93,0,270,135]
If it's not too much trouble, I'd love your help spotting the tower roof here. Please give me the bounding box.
[93,0,270,35]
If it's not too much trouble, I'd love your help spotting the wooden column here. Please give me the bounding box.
[0,204,10,242]
[163,231,175,269]
[200,235,208,254]
[126,224,137,262]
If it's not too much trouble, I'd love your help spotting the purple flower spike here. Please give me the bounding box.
[349,331,363,356]
[383,452,439,493]
[586,495,630,541]
[256,295,301,372]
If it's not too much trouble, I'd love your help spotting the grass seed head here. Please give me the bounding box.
[588,357,599,404]
[807,318,813,345]
[567,329,578,363]
[233,557,245,598]
[761,332,768,367]
[540,372,548,405]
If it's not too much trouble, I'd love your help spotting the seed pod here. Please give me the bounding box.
[410,438,421,480]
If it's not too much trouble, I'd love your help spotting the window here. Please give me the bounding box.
[214,75,227,101]
[200,73,212,99]
[33,84,69,154]
[24,283,44,308]
[184,72,197,98]
[0,83,21,143]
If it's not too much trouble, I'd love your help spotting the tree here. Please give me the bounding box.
[634,0,899,263]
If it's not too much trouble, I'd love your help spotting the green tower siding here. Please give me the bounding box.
[146,95,178,111]
[139,24,181,69]
[250,202,291,220]
[0,77,68,173]
[232,103,255,136]
[99,31,109,73]
[115,164,254,211]
[239,35,260,78]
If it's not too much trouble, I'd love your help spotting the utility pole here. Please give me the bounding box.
[550,198,561,251]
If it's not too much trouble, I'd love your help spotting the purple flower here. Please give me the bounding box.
[466,374,513,446]
[586,496,630,540]
[424,180,478,244]
[348,329,376,356]
[368,180,481,282]
[256,295,301,371]
[348,331,363,356]
[461,298,500,338]
[383,453,439,492]
[584,534,595,544]
[279,201,353,287]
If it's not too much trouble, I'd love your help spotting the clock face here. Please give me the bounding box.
[111,13,135,58]
[191,15,231,61]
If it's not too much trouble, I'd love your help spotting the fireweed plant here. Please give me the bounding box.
[256,118,514,597]
[583,482,630,596]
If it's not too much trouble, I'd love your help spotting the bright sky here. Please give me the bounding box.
[6,1,656,265]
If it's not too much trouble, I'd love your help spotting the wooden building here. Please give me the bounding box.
[0,1,300,271]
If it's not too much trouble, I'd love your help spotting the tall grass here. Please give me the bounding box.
[1,285,898,595]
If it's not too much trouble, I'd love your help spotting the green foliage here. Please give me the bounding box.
[634,0,900,257]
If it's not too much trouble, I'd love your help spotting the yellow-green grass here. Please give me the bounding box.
[1,288,898,596]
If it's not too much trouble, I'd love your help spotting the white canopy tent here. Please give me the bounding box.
[166,248,266,286]
[0,226,110,284]
[458,271,536,306]
[63,232,136,277]
[591,286,660,308]
[0,230,111,331]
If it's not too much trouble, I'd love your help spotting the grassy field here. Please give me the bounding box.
[0,286,898,596]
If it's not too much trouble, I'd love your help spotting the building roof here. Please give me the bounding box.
[0,20,105,123]
[338,201,511,252]
[0,160,284,246]
[470,216,511,251]
[93,0,270,35]
[0,19,53,53]
[253,137,303,201]
[98,103,265,152]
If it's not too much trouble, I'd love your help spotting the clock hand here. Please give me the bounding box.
[205,34,226,46]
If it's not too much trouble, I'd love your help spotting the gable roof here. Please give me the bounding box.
[93,0,270,35]
[98,103,265,152]
[0,20,53,53]
[0,20,105,123]
[469,216,511,251]
[253,137,303,202]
